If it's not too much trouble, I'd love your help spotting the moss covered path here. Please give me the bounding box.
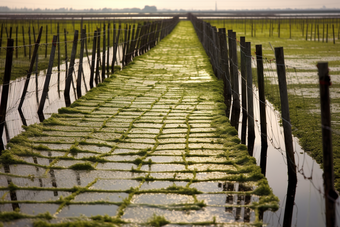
[0,21,278,226]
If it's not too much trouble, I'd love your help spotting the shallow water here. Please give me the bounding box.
[240,87,339,226]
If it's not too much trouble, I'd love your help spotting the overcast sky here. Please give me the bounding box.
[2,0,340,10]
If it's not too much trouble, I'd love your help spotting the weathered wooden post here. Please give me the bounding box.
[107,23,110,75]
[0,39,14,153]
[240,37,247,145]
[326,24,329,43]
[332,24,335,44]
[102,23,106,81]
[22,26,26,57]
[256,45,268,175]
[77,29,86,99]
[64,30,79,107]
[95,28,101,85]
[218,28,231,117]
[90,30,97,89]
[245,42,255,156]
[275,47,297,179]
[57,23,60,96]
[64,28,68,79]
[318,62,338,227]
[38,35,58,122]
[275,47,298,227]
[15,26,18,58]
[18,27,43,126]
[45,25,48,58]
[229,31,240,130]
[0,24,3,54]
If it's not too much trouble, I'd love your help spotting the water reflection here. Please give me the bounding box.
[219,182,253,223]
[4,164,20,211]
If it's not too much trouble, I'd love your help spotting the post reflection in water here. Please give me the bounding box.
[4,164,20,211]
[283,181,297,227]
[218,182,253,223]
[48,151,58,196]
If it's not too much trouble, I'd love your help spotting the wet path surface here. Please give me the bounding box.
[0,21,278,226]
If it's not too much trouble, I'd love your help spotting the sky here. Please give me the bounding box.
[2,0,340,10]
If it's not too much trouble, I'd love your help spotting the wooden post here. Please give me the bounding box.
[229,31,240,130]
[64,30,79,107]
[95,29,101,85]
[0,39,14,153]
[0,24,3,54]
[245,42,255,156]
[333,24,335,44]
[45,25,48,58]
[33,26,39,104]
[278,20,280,38]
[90,30,97,89]
[102,23,106,81]
[64,28,68,79]
[240,36,247,145]
[318,62,338,227]
[274,47,297,184]
[289,19,292,39]
[122,24,128,67]
[22,26,26,57]
[326,24,329,43]
[107,22,110,76]
[38,35,57,122]
[306,22,308,40]
[218,28,231,117]
[15,26,18,58]
[256,45,268,175]
[77,29,86,99]
[18,27,43,126]
[57,23,60,96]
[111,23,117,73]
[323,21,325,42]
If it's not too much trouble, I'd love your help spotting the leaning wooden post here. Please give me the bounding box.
[57,23,60,96]
[102,23,106,81]
[90,30,97,89]
[18,27,43,126]
[318,62,338,227]
[256,45,268,175]
[245,42,255,156]
[229,31,240,130]
[38,35,57,122]
[274,47,297,183]
[0,39,14,153]
[95,28,101,85]
[275,47,298,227]
[77,29,86,99]
[64,30,79,107]
[240,36,247,145]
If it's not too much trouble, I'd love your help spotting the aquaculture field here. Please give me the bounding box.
[0,21,278,226]
[0,18,158,81]
[207,18,340,190]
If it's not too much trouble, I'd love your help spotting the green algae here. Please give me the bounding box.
[69,162,95,170]
[0,211,52,222]
[146,214,170,227]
